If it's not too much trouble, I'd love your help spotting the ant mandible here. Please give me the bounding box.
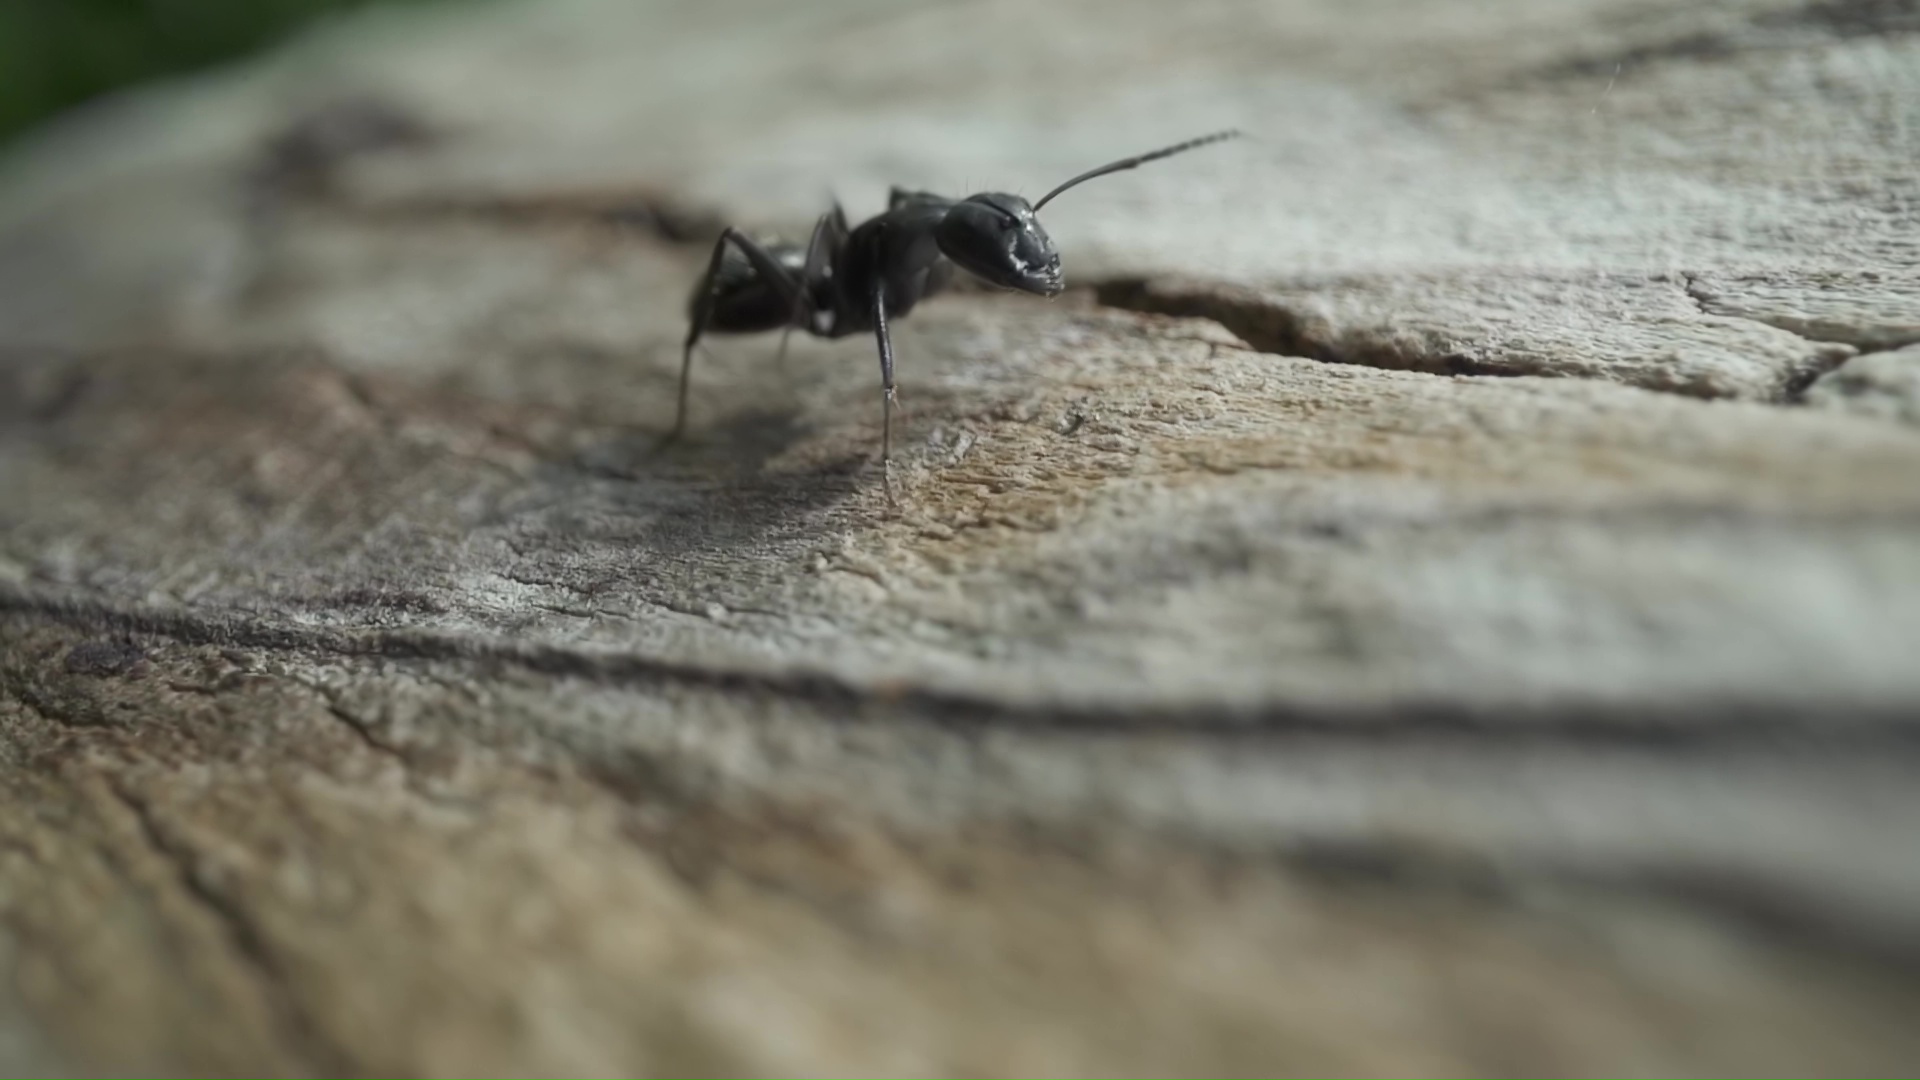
[664,130,1241,500]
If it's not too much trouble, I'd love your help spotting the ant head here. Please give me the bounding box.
[934,193,1064,296]
[931,131,1241,300]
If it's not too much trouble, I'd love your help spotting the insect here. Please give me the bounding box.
[666,130,1241,499]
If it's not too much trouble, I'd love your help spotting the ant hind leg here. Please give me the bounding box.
[662,227,811,449]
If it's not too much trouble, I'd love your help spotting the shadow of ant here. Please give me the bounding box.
[509,406,869,561]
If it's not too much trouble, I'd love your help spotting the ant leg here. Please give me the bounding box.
[871,283,898,503]
[666,232,732,445]
[803,208,840,289]
[771,325,795,371]
[666,227,809,446]
[771,208,836,372]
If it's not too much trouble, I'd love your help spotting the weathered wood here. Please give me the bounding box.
[3,0,1919,1074]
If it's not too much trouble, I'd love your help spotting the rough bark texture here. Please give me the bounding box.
[3,0,1919,1075]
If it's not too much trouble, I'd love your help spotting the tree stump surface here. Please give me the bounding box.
[3,1,1918,1074]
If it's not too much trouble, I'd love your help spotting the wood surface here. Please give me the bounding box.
[3,1,1918,1074]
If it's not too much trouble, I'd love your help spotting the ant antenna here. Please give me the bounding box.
[1032,129,1242,212]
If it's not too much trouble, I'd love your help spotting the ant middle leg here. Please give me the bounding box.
[771,207,843,373]
[870,283,898,504]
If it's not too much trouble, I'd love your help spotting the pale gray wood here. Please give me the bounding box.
[4,1,1919,1074]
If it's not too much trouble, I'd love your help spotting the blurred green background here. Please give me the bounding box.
[0,0,438,147]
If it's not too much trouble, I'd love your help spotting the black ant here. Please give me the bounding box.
[666,130,1241,500]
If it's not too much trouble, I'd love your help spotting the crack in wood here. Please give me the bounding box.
[1679,273,1869,401]
[1097,273,1886,403]
[6,589,1918,748]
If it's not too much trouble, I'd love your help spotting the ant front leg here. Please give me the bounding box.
[871,282,898,503]
[666,227,809,447]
